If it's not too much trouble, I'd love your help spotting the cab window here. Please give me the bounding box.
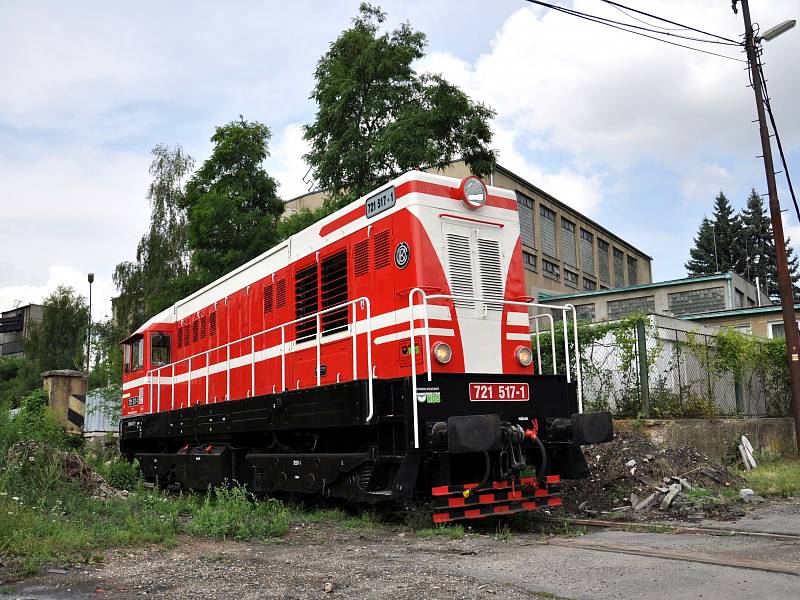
[151,332,171,367]
[124,336,144,373]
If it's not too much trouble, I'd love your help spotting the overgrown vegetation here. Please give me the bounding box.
[742,458,800,497]
[537,312,791,419]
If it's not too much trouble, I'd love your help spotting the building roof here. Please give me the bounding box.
[681,303,800,320]
[538,272,733,302]
[493,164,653,260]
[284,161,653,260]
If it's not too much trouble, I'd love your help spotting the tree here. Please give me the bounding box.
[181,117,284,285]
[686,192,744,276]
[303,3,496,208]
[26,286,89,372]
[113,144,194,330]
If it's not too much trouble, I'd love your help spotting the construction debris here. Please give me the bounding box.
[558,430,748,521]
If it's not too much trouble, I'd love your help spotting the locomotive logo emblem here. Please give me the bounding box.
[395,242,410,269]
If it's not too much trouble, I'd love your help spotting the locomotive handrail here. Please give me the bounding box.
[146,296,374,423]
[407,289,583,449]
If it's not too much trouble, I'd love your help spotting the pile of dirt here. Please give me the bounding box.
[558,429,747,521]
[5,440,126,499]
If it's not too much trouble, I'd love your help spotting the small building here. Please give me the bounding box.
[0,303,42,358]
[539,272,767,324]
[682,304,800,339]
[284,160,653,299]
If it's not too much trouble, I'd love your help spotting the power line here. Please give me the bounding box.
[522,1,747,62]
[758,58,800,224]
[600,1,742,44]
[605,2,689,33]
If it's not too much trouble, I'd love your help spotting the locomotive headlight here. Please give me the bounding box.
[460,176,487,209]
[515,345,533,367]
[432,341,453,364]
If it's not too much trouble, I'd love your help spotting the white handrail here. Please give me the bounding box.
[407,289,583,449]
[146,296,374,422]
[530,313,556,375]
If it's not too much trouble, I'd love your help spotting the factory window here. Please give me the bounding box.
[613,248,625,287]
[542,259,560,281]
[583,277,597,291]
[540,205,557,258]
[627,256,638,285]
[598,239,610,284]
[580,228,595,275]
[561,218,577,267]
[522,250,537,272]
[564,269,578,288]
[517,192,535,249]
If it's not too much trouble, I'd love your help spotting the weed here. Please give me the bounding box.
[493,523,513,541]
[186,485,289,540]
[742,458,800,497]
[417,524,466,540]
[103,458,141,490]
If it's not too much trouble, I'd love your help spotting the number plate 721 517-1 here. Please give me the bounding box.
[468,383,530,401]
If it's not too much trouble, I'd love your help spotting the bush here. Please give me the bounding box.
[187,484,289,540]
[105,459,141,490]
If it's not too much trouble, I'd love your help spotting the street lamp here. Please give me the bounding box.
[86,273,94,373]
[735,0,800,450]
[757,19,795,42]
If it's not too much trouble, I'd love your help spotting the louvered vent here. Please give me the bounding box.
[478,238,504,310]
[209,311,217,336]
[276,279,287,308]
[354,239,370,276]
[182,324,190,346]
[374,230,390,269]
[295,264,318,341]
[445,233,476,308]
[321,250,348,335]
[263,283,274,314]
[192,319,199,342]
[177,327,183,348]
[200,315,207,339]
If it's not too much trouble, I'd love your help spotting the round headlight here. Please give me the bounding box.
[432,341,453,364]
[460,176,487,209]
[515,345,533,367]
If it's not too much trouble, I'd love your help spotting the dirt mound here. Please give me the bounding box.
[559,429,746,521]
[6,440,126,499]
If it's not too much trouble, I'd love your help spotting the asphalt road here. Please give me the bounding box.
[8,500,800,600]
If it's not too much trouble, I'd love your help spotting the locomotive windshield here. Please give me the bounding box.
[150,332,171,367]
[124,335,144,373]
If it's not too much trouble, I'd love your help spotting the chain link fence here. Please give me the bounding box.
[541,314,791,419]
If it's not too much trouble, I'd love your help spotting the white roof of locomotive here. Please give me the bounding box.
[129,170,515,335]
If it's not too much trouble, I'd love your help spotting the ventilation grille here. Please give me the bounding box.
[210,311,217,336]
[263,284,274,314]
[354,239,370,276]
[445,233,476,308]
[321,250,348,335]
[295,264,318,341]
[374,230,390,269]
[177,327,184,348]
[192,319,199,342]
[276,279,287,308]
[478,239,504,310]
[200,315,207,339]
[182,324,190,347]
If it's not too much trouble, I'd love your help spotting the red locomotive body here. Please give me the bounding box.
[120,170,612,522]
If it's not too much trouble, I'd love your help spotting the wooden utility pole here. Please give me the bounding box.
[736,0,800,449]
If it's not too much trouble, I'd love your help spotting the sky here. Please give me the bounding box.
[1,0,798,321]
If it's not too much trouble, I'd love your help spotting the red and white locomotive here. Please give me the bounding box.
[119,170,612,522]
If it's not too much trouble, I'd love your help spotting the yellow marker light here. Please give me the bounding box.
[515,345,533,367]
[432,342,453,364]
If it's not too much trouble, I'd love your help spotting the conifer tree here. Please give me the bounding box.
[686,192,743,275]
[685,217,718,274]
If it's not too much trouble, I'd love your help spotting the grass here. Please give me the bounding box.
[417,524,466,540]
[742,458,800,498]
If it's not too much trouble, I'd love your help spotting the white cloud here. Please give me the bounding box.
[265,123,314,201]
[680,163,733,204]
[492,126,604,216]
[417,1,800,171]
[0,265,115,321]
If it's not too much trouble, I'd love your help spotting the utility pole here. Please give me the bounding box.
[736,0,800,449]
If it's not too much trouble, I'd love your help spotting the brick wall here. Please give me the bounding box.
[607,295,655,319]
[667,286,726,316]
